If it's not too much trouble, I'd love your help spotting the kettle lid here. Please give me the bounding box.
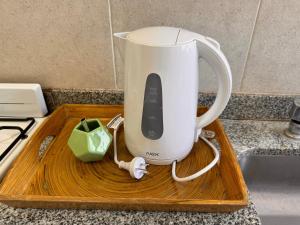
[127,26,200,46]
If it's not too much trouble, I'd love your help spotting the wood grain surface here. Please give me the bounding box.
[0,104,248,212]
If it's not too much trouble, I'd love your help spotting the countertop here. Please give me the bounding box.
[1,119,299,225]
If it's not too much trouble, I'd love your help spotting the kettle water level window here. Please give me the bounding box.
[141,73,163,140]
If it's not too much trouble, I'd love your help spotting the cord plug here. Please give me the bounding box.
[118,157,149,179]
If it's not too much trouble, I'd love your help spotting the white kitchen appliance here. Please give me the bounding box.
[0,83,47,179]
[115,27,232,159]
[113,27,232,182]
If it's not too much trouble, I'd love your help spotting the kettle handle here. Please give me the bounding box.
[194,37,232,140]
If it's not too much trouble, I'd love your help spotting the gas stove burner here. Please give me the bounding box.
[0,117,35,161]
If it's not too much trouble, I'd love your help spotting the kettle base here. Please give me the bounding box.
[131,154,188,166]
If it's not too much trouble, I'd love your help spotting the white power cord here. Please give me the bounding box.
[107,114,148,179]
[171,134,220,182]
[107,115,219,182]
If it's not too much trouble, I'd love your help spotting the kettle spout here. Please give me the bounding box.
[113,32,130,40]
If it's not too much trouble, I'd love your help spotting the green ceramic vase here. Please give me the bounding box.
[67,119,112,162]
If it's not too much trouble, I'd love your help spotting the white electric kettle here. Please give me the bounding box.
[114,27,232,175]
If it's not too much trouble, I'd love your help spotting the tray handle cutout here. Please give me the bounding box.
[38,135,55,159]
[19,105,65,162]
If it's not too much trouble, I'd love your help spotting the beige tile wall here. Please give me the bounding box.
[0,0,299,94]
[0,0,115,89]
[241,0,300,94]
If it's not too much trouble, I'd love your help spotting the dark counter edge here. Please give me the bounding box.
[43,88,299,121]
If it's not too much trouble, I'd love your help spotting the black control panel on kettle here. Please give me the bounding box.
[141,73,164,140]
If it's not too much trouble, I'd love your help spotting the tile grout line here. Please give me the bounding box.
[239,0,262,91]
[107,0,118,89]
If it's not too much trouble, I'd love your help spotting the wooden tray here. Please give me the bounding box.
[0,104,248,212]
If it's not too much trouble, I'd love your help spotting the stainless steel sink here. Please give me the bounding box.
[239,154,300,225]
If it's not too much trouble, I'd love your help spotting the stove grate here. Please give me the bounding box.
[0,118,35,162]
